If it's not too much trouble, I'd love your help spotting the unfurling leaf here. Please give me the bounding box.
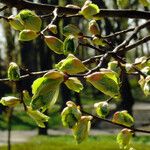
[112,110,134,127]
[117,0,129,9]
[0,96,21,107]
[125,63,135,74]
[139,76,150,96]
[92,36,108,47]
[63,35,77,55]
[88,20,100,35]
[27,106,49,128]
[63,24,81,37]
[48,24,57,34]
[44,36,63,54]
[86,69,120,98]
[65,77,83,93]
[8,15,24,31]
[31,70,64,111]
[17,9,42,32]
[19,29,39,41]
[8,62,20,81]
[134,56,150,69]
[61,101,81,128]
[94,101,109,118]
[73,115,93,144]
[139,0,150,6]
[108,61,121,75]
[55,54,88,75]
[80,1,100,19]
[117,128,132,149]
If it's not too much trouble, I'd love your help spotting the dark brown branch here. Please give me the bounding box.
[1,0,150,19]
[81,110,150,134]
[113,20,150,53]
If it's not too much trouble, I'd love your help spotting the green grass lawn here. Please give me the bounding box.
[0,135,150,150]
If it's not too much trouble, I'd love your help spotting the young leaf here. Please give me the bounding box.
[117,0,129,9]
[55,54,88,75]
[112,110,134,127]
[63,35,77,55]
[8,15,24,31]
[61,101,82,128]
[94,101,109,118]
[7,62,20,81]
[19,29,39,41]
[0,96,21,107]
[73,116,93,144]
[48,24,58,34]
[65,77,83,93]
[92,36,108,47]
[27,106,49,128]
[31,71,64,111]
[17,9,42,32]
[62,24,81,37]
[44,36,63,54]
[117,128,132,149]
[108,61,121,75]
[139,0,150,7]
[86,69,120,98]
[88,20,100,35]
[80,1,100,19]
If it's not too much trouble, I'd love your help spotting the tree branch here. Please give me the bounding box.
[0,0,150,19]
[81,110,150,134]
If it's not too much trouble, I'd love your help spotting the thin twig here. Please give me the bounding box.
[81,110,150,134]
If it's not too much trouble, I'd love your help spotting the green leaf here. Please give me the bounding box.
[73,116,92,144]
[27,106,49,128]
[108,61,121,75]
[117,128,132,149]
[86,69,120,98]
[117,0,129,9]
[7,62,20,81]
[62,24,81,37]
[0,96,21,107]
[44,36,64,54]
[17,9,42,32]
[65,77,83,93]
[63,35,77,55]
[19,29,39,41]
[48,24,57,34]
[31,71,64,111]
[61,101,81,128]
[112,110,134,127]
[94,101,109,118]
[139,0,150,7]
[80,1,100,19]
[8,15,24,31]
[92,36,108,46]
[88,20,100,35]
[55,54,88,75]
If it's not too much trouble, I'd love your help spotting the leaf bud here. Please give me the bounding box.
[8,62,20,81]
[88,20,100,35]
[0,96,21,107]
[80,1,100,19]
[61,101,82,128]
[94,101,109,118]
[48,24,57,34]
